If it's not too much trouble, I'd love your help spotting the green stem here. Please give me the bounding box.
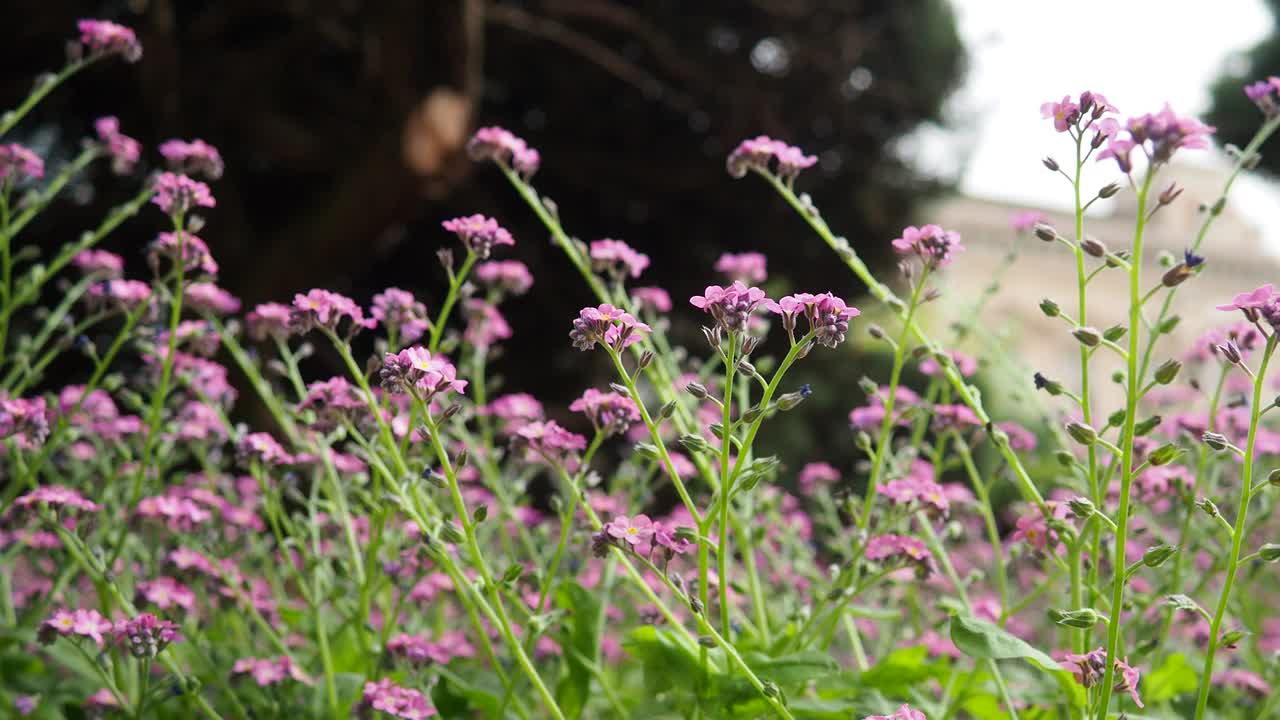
[428,251,478,351]
[0,58,92,137]
[1193,334,1277,720]
[952,433,1008,616]
[718,334,737,637]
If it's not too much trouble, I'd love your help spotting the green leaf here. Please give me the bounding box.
[1142,653,1198,704]
[859,646,947,693]
[742,651,838,688]
[554,582,601,719]
[949,614,1060,671]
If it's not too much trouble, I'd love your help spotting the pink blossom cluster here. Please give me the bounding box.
[360,678,436,719]
[766,292,860,348]
[1,397,50,446]
[595,513,691,559]
[386,630,476,665]
[690,281,771,334]
[0,143,44,184]
[152,172,216,215]
[589,238,650,279]
[72,249,125,277]
[442,214,515,260]
[865,534,935,577]
[147,231,219,276]
[863,705,927,720]
[77,19,142,62]
[291,288,377,336]
[115,613,182,658]
[725,135,817,180]
[1098,104,1215,172]
[570,388,641,437]
[466,126,540,177]
[38,608,113,646]
[714,251,768,283]
[87,278,151,312]
[513,420,587,465]
[891,224,965,268]
[379,347,468,400]
[158,138,224,180]
[632,286,672,313]
[463,299,512,348]
[371,287,430,343]
[475,260,534,295]
[569,303,651,352]
[231,656,312,686]
[93,117,141,175]
[1063,647,1144,708]
[13,484,99,514]
[185,281,241,315]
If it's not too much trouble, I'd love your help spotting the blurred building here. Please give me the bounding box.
[923,158,1276,413]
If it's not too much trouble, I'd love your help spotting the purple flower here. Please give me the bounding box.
[467,126,541,178]
[94,117,141,175]
[714,252,768,283]
[379,347,468,401]
[0,144,44,184]
[72,249,125,277]
[1217,284,1280,329]
[863,705,927,720]
[864,534,935,578]
[13,484,99,514]
[690,281,771,334]
[136,577,196,612]
[158,139,224,180]
[606,514,655,546]
[651,521,692,557]
[232,656,312,687]
[1245,76,1280,116]
[151,172,216,215]
[919,350,977,377]
[1010,210,1048,233]
[765,292,860,348]
[590,239,650,279]
[798,462,839,493]
[14,696,36,716]
[136,494,213,531]
[570,388,641,436]
[891,224,965,267]
[1097,137,1136,173]
[371,288,430,344]
[87,279,151,313]
[148,231,219,276]
[1063,649,1144,708]
[361,678,437,719]
[514,420,587,464]
[1,398,51,447]
[441,214,514,259]
[238,432,295,466]
[475,260,534,295]
[298,377,364,428]
[1040,95,1080,132]
[726,136,817,180]
[569,303,652,352]
[114,613,182,658]
[76,19,142,62]
[876,474,949,516]
[1099,104,1215,170]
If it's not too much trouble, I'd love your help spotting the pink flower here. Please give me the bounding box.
[0,144,44,184]
[39,608,113,646]
[231,656,312,686]
[238,432,295,466]
[891,224,964,267]
[463,299,512,348]
[148,231,219,276]
[996,421,1037,452]
[84,689,121,710]
[865,534,935,577]
[1245,76,1280,116]
[87,279,151,313]
[136,494,213,530]
[246,302,293,341]
[152,172,215,215]
[94,117,141,175]
[919,350,977,377]
[569,303,652,352]
[1217,283,1276,312]
[467,126,540,177]
[1,398,51,446]
[1040,95,1080,132]
[379,347,468,400]
[765,292,860,348]
[1097,136,1135,173]
[1062,648,1144,708]
[474,260,534,295]
[715,252,768,283]
[690,281,771,334]
[1009,210,1048,232]
[72,249,125,277]
[158,139,224,180]
[590,239,650,279]
[77,19,142,62]
[136,577,196,611]
[361,678,437,719]
[13,484,99,514]
[864,705,927,720]
[514,420,587,464]
[441,214,514,259]
[726,136,816,179]
[632,286,673,313]
[798,462,839,493]
[1215,668,1271,697]
[291,289,377,336]
[570,388,641,436]
[184,282,241,315]
[114,614,182,658]
[483,393,545,426]
[606,514,655,546]
[877,474,948,516]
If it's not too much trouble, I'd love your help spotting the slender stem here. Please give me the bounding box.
[952,434,1008,616]
[428,251,478,351]
[717,334,737,637]
[1096,169,1155,719]
[0,58,92,137]
[1193,334,1277,719]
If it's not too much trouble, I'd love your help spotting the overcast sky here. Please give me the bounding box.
[906,0,1277,238]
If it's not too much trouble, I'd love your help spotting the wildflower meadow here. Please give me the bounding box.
[5,18,1280,720]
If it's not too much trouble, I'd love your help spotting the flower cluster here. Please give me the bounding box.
[0,143,44,184]
[147,231,219,276]
[231,656,312,687]
[1098,104,1215,172]
[466,126,540,177]
[371,288,430,344]
[570,388,641,436]
[590,238,650,279]
[93,116,141,174]
[690,281,771,335]
[475,260,534,295]
[291,288,377,336]
[1216,283,1280,330]
[39,608,113,646]
[158,138,225,180]
[379,347,468,401]
[152,172,216,215]
[863,706,927,720]
[13,484,99,514]
[77,19,142,62]
[441,214,515,259]
[1,397,50,446]
[512,420,587,464]
[593,513,690,560]
[360,678,436,719]
[725,135,817,180]
[891,224,965,268]
[714,251,768,283]
[1245,76,1280,117]
[386,631,475,665]
[1063,648,1144,708]
[569,303,651,352]
[766,292,860,348]
[865,534,935,578]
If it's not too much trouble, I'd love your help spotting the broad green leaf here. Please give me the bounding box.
[949,613,1060,671]
[859,646,948,693]
[742,650,838,687]
[1142,652,1198,704]
[554,582,601,719]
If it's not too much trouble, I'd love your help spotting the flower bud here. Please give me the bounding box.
[1081,237,1107,258]
[1042,156,1060,172]
[1162,264,1193,287]
[1049,607,1103,629]
[1039,298,1060,318]
[1106,249,1130,268]
[1220,629,1246,649]
[1268,468,1280,487]
[776,390,807,411]
[679,434,710,453]
[1196,496,1221,518]
[1216,341,1242,365]
[637,350,655,372]
[685,382,708,400]
[441,523,465,545]
[1202,432,1228,451]
[1142,544,1176,568]
[1103,325,1127,343]
[1066,421,1098,446]
[657,400,677,421]
[858,376,878,396]
[737,359,757,377]
[1034,372,1063,396]
[761,680,780,698]
[1154,359,1182,385]
[1034,223,1058,242]
[1107,409,1127,428]
[1159,181,1183,206]
[741,405,764,424]
[1055,450,1076,468]
[1067,496,1095,519]
[1259,544,1280,562]
[1097,182,1121,199]
[867,324,885,340]
[454,447,468,468]
[1134,415,1163,437]
[697,635,717,648]
[441,402,462,421]
[1072,327,1102,347]
[436,247,455,273]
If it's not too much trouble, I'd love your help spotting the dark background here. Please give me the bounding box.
[5,0,968,473]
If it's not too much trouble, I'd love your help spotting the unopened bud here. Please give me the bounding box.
[441,523,465,545]
[1066,421,1098,446]
[1220,629,1246,649]
[1154,359,1182,385]
[697,635,717,648]
[1259,544,1280,562]
[761,680,780,698]
[1107,409,1127,428]
[1103,324,1127,343]
[1216,341,1242,365]
[679,434,710,453]
[1196,497,1221,518]
[1034,223,1058,242]
[776,390,807,411]
[737,359,757,377]
[1072,327,1102,347]
[1162,264,1193,287]
[1042,156,1060,172]
[1067,497,1096,519]
[1049,607,1103,629]
[1202,432,1228,451]
[867,324,886,340]
[472,504,488,523]
[741,405,764,424]
[1143,544,1176,568]
[436,248,455,272]
[1268,468,1280,486]
[1159,181,1184,206]
[685,382,708,400]
[1039,298,1060,318]
[1081,237,1107,258]
[1097,182,1122,199]
[1055,450,1076,468]
[657,400,677,421]
[1034,372,1064,396]
[1134,415,1163,437]
[454,447,468,468]
[637,350,654,371]
[441,403,462,421]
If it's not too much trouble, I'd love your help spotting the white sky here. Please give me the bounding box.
[903,0,1279,242]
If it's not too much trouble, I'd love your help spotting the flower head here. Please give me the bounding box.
[1245,76,1280,116]
[569,304,651,352]
[726,136,817,180]
[798,462,839,493]
[158,139,224,180]
[467,126,540,177]
[246,302,293,341]
[291,289,377,336]
[232,656,312,687]
[513,420,587,464]
[590,239,650,279]
[1217,284,1280,329]
[765,292,859,348]
[475,260,534,295]
[1010,210,1048,232]
[238,432,295,466]
[13,484,99,514]
[152,172,215,215]
[361,678,437,719]
[87,279,151,313]
[371,288,430,344]
[1041,95,1080,132]
[570,388,641,436]
[0,144,44,184]
[690,281,771,335]
[184,282,241,315]
[77,19,142,62]
[148,231,219,276]
[1063,648,1143,708]
[632,286,673,313]
[1,398,51,447]
[714,252,768,284]
[72,249,125,277]
[605,514,655,546]
[441,214,514,259]
[94,117,141,175]
[483,393,545,427]
[39,608,113,646]
[114,614,182,658]
[865,534,935,578]
[463,299,512,348]
[891,224,964,267]
[379,347,468,401]
[863,705,927,720]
